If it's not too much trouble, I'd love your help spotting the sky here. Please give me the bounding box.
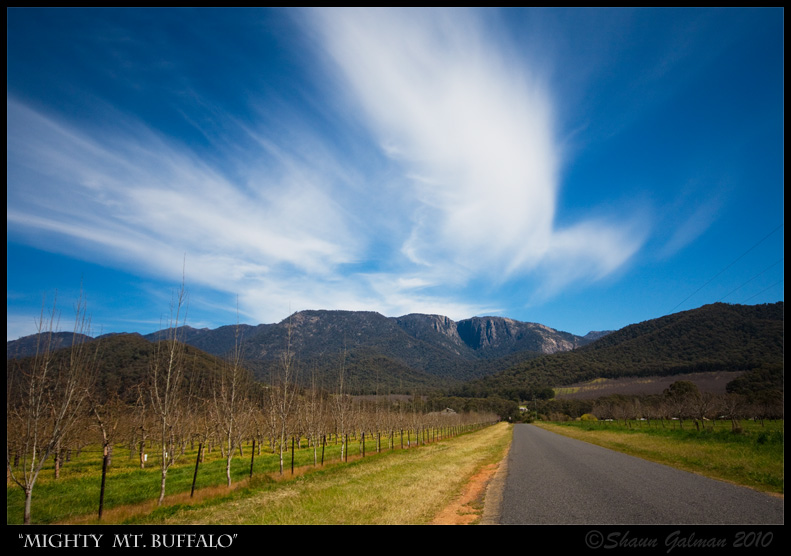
[7,8,784,341]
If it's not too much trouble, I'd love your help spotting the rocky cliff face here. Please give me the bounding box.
[394,314,472,357]
[455,316,582,356]
[393,314,589,357]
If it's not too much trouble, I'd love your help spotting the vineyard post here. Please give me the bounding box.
[98,446,109,520]
[191,443,202,497]
[249,439,255,478]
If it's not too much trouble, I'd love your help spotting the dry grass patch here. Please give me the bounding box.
[128,423,512,525]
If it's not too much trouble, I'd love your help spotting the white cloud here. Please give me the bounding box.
[7,10,649,332]
[658,196,722,259]
[7,98,359,296]
[311,8,645,288]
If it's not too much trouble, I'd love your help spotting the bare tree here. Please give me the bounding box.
[720,393,747,433]
[7,293,98,524]
[148,280,190,506]
[247,382,271,468]
[332,347,352,461]
[131,383,151,468]
[264,384,279,454]
[304,366,326,465]
[272,315,298,474]
[191,380,215,465]
[750,389,783,425]
[690,391,717,431]
[212,323,253,487]
[612,398,634,427]
[664,381,699,429]
[644,396,666,428]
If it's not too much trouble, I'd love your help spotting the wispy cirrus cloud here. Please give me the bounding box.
[7,9,650,332]
[7,95,494,326]
[310,8,647,292]
[7,98,358,299]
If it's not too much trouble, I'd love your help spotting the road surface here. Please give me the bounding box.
[496,424,783,525]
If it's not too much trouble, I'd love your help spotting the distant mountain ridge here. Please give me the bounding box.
[205,311,595,388]
[146,310,592,366]
[8,303,782,397]
[7,311,593,360]
[6,331,92,360]
[8,310,594,391]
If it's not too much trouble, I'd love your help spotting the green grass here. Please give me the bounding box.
[8,425,507,524]
[130,423,512,525]
[553,386,580,395]
[534,419,783,494]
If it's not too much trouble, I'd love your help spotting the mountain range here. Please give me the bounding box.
[7,302,783,397]
[8,310,603,393]
[141,310,603,391]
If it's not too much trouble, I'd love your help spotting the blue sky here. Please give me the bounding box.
[7,8,784,341]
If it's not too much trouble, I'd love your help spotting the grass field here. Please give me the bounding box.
[7,423,511,525]
[552,372,745,399]
[534,419,783,495]
[11,418,779,524]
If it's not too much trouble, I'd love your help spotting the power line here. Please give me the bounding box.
[717,258,784,302]
[743,280,784,303]
[670,223,783,313]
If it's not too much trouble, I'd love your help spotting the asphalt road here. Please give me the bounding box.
[497,424,784,525]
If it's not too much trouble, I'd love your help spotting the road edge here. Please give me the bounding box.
[479,424,513,525]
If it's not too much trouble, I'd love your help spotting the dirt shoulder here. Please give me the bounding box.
[430,429,511,525]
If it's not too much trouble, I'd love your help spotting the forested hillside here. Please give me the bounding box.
[458,302,783,400]
[7,333,232,405]
[8,303,782,398]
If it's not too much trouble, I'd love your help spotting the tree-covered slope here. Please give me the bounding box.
[459,302,783,400]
